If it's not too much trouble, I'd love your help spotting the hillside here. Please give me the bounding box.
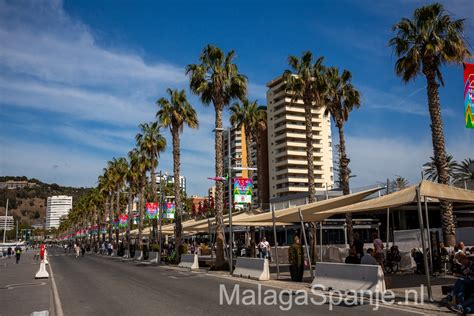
[0,176,92,229]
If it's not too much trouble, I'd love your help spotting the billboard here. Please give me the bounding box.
[233,178,253,204]
[464,63,474,129]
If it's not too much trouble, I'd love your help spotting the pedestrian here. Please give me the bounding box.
[345,246,360,264]
[81,245,85,257]
[7,247,12,258]
[360,248,378,265]
[15,245,21,264]
[372,232,384,269]
[353,233,364,260]
[75,244,80,258]
[258,237,270,259]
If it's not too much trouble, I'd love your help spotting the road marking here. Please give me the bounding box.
[1,282,46,290]
[48,260,64,316]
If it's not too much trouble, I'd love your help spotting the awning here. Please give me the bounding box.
[232,187,382,224]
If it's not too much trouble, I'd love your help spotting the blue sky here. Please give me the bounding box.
[0,0,472,195]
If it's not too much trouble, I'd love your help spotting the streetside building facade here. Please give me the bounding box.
[266,75,334,199]
[46,195,72,229]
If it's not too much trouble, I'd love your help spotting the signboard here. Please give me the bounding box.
[163,202,175,219]
[233,178,253,204]
[146,202,159,219]
[465,63,474,129]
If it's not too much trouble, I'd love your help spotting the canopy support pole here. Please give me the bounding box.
[386,208,390,249]
[208,219,213,261]
[416,186,433,302]
[271,204,280,279]
[298,208,313,278]
[319,221,323,262]
[424,197,433,275]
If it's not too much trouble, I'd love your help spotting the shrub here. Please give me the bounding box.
[149,243,160,252]
[178,244,188,256]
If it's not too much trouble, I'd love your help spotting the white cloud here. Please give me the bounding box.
[345,135,473,188]
[0,137,106,187]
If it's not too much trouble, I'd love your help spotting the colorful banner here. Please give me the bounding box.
[233,177,253,204]
[465,63,474,129]
[163,202,175,219]
[146,202,159,219]
[118,214,128,228]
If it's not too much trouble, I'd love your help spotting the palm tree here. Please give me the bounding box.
[186,44,247,267]
[423,154,457,183]
[132,146,151,250]
[98,168,114,242]
[108,157,128,244]
[324,67,361,246]
[229,99,264,257]
[136,122,166,243]
[391,176,409,192]
[283,51,326,204]
[389,3,471,246]
[454,158,474,184]
[254,107,268,207]
[157,88,198,257]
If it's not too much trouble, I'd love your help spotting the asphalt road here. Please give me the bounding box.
[45,248,421,316]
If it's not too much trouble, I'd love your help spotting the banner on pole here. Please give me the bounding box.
[146,202,159,219]
[464,63,474,129]
[163,202,175,219]
[233,178,253,204]
[118,214,128,228]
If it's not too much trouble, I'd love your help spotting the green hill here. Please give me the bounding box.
[0,176,92,230]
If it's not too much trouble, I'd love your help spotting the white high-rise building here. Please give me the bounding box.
[156,173,187,195]
[46,195,72,229]
[267,75,334,199]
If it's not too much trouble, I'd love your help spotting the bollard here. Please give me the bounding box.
[35,260,49,279]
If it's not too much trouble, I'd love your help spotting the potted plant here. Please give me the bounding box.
[288,236,304,282]
[200,243,211,256]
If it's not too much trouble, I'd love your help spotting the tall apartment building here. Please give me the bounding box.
[46,195,72,229]
[223,126,244,208]
[267,75,334,199]
[223,122,270,209]
[156,173,187,195]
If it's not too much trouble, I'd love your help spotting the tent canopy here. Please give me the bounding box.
[307,180,474,222]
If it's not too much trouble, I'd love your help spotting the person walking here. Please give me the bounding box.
[14,245,21,264]
[258,237,270,259]
[353,233,364,261]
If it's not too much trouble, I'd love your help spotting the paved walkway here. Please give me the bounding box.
[0,251,53,316]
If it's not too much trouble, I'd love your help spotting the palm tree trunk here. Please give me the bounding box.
[304,99,315,203]
[115,190,120,245]
[304,98,319,261]
[215,106,226,268]
[337,121,353,246]
[127,191,133,251]
[138,180,145,248]
[425,71,456,246]
[151,165,157,244]
[245,126,256,257]
[172,126,183,259]
[108,194,113,243]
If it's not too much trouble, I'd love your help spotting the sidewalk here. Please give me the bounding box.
[0,251,53,316]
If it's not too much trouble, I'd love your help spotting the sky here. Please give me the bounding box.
[0,0,473,195]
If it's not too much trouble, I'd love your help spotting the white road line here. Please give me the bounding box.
[48,260,64,316]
